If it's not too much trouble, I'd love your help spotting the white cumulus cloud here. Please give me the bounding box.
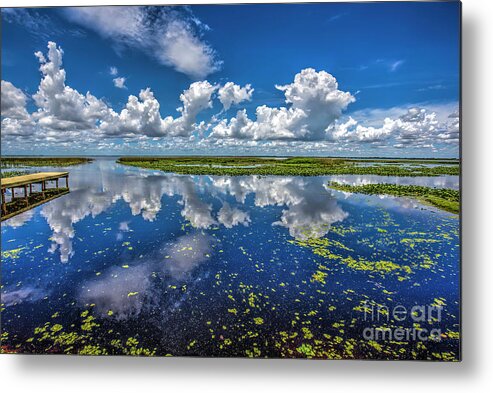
[328,106,459,149]
[211,68,354,141]
[32,41,109,133]
[1,80,35,138]
[1,80,30,119]
[100,80,217,138]
[0,40,459,156]
[218,82,254,110]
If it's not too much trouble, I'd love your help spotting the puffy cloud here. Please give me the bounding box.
[210,109,255,139]
[437,110,460,143]
[1,41,220,142]
[1,80,30,119]
[393,107,440,146]
[65,6,221,79]
[211,68,354,140]
[32,42,109,133]
[100,88,166,137]
[113,76,127,89]
[109,66,118,76]
[212,106,309,140]
[278,68,354,121]
[1,80,34,138]
[218,82,254,110]
[328,116,396,143]
[170,80,218,136]
[328,107,458,148]
[1,118,35,139]
[100,81,217,137]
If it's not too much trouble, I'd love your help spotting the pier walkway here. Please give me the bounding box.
[1,172,69,221]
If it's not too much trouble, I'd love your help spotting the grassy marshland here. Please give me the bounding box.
[118,156,459,177]
[1,157,92,168]
[328,182,460,214]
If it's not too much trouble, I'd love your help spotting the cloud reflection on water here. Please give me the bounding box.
[78,232,214,319]
[1,210,34,228]
[5,159,458,262]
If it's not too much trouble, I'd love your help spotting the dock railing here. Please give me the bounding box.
[1,172,69,221]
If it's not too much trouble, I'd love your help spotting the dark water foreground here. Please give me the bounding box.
[0,158,460,359]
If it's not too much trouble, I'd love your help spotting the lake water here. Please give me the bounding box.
[1,158,460,359]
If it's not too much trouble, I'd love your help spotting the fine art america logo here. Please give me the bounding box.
[361,301,443,342]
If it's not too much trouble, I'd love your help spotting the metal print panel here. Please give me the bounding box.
[0,2,461,360]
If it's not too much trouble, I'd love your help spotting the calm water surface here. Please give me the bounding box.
[1,158,460,359]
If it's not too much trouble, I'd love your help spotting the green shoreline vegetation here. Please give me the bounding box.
[328,182,459,214]
[1,157,93,169]
[1,171,28,178]
[117,156,459,177]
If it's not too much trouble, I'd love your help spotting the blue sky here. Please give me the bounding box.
[1,3,460,157]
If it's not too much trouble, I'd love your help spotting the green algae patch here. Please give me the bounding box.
[1,247,25,260]
[341,256,412,277]
[328,182,459,214]
[296,343,316,357]
[289,237,413,279]
[311,270,328,285]
[10,310,157,356]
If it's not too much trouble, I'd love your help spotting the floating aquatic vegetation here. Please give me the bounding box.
[1,305,158,356]
[290,236,413,279]
[328,182,459,214]
[1,247,25,260]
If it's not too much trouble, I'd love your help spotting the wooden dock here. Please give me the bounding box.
[1,172,70,221]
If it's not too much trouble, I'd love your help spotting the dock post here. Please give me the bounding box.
[42,181,46,198]
[66,175,69,189]
[24,185,29,206]
[1,189,6,216]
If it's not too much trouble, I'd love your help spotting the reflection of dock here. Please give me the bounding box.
[1,172,70,221]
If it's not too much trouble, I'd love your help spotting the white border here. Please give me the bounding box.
[1,1,492,392]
